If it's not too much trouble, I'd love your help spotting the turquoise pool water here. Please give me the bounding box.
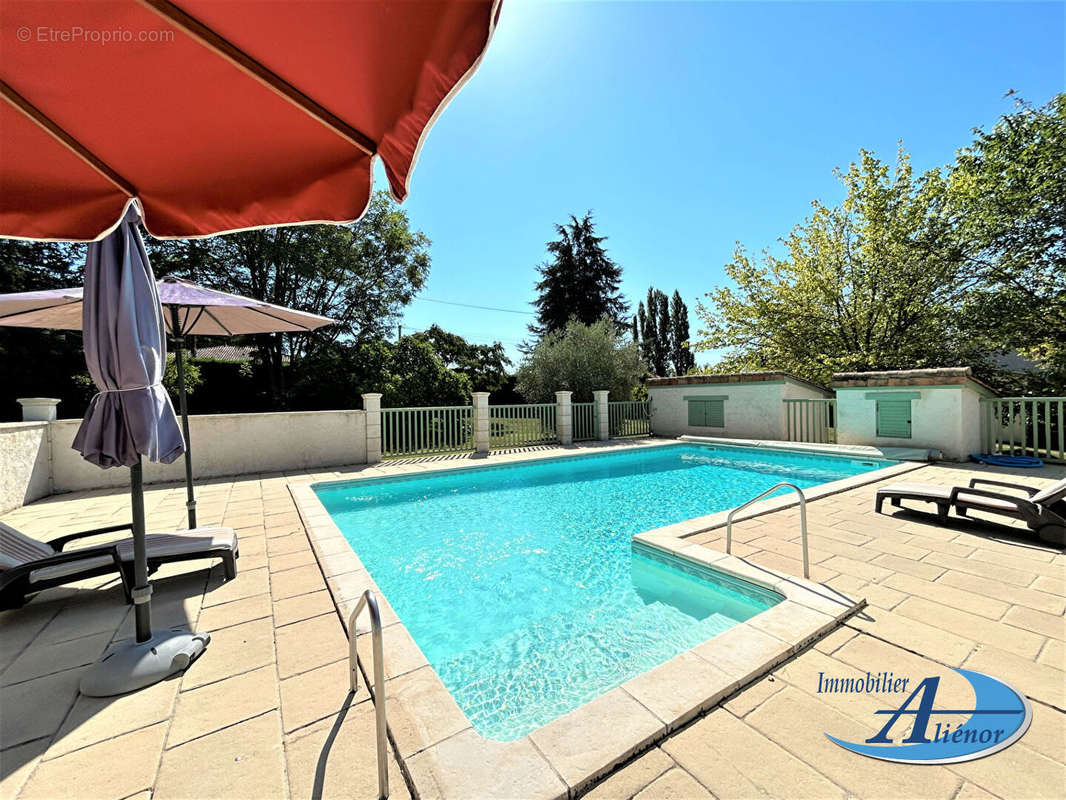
[315,443,892,740]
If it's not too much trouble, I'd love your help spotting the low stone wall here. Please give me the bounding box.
[0,422,52,512]
[0,409,367,510]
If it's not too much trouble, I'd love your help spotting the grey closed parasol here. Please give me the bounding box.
[72,207,209,697]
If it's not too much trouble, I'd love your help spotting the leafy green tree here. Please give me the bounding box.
[0,240,88,420]
[149,191,431,404]
[287,336,472,410]
[694,149,979,385]
[0,239,84,294]
[74,357,203,405]
[381,337,472,407]
[515,318,646,403]
[529,213,629,338]
[670,290,696,375]
[950,93,1066,390]
[412,325,511,393]
[286,339,392,411]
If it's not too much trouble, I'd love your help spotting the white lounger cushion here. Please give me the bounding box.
[877,483,952,499]
[1031,479,1066,506]
[955,494,1027,512]
[28,527,237,583]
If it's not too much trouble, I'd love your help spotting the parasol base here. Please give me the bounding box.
[80,629,211,697]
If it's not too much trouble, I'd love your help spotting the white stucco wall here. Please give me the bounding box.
[649,380,830,440]
[834,385,988,461]
[0,422,52,513]
[959,389,987,459]
[38,409,368,494]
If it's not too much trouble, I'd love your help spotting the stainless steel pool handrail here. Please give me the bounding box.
[348,589,389,799]
[726,482,809,578]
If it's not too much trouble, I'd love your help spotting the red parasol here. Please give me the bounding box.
[0,0,501,241]
[0,1,501,714]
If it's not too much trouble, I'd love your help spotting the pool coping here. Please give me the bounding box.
[287,439,919,799]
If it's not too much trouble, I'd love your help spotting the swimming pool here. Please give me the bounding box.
[315,443,893,740]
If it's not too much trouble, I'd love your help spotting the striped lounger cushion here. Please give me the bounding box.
[0,522,236,583]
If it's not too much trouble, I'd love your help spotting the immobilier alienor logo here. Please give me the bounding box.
[818,668,1031,764]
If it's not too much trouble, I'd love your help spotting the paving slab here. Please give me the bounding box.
[747,686,962,800]
[278,659,359,735]
[18,722,167,800]
[154,711,286,800]
[662,707,846,799]
[46,671,179,759]
[0,667,84,748]
[0,739,48,800]
[582,748,676,800]
[168,664,279,746]
[275,613,347,679]
[383,665,472,759]
[405,728,565,800]
[621,651,735,730]
[528,687,664,791]
[179,617,276,690]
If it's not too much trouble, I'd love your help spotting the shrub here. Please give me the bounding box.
[516,318,646,403]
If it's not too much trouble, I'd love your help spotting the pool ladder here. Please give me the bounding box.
[725,482,809,579]
[349,590,389,799]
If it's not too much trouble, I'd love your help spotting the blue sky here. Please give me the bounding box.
[387,0,1065,365]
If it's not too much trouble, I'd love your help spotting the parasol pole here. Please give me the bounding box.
[82,450,210,695]
[169,306,198,528]
[130,455,153,643]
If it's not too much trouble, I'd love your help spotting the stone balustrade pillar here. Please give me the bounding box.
[17,397,60,422]
[555,391,573,445]
[472,392,490,454]
[362,393,382,464]
[593,390,610,441]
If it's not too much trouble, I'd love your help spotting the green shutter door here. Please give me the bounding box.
[686,397,725,428]
[876,399,912,438]
[705,399,725,427]
[688,400,706,427]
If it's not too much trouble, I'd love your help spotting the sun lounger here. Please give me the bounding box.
[0,521,238,609]
[875,478,1066,545]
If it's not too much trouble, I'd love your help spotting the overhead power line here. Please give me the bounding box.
[414,297,536,316]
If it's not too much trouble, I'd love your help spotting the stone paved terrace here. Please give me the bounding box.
[0,442,1063,800]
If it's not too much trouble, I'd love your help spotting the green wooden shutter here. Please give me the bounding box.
[687,399,706,426]
[876,399,912,438]
[705,399,725,427]
[686,397,726,428]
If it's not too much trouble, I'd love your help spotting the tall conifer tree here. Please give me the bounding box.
[670,290,695,375]
[529,213,629,338]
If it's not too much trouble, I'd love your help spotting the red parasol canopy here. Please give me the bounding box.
[0,0,501,242]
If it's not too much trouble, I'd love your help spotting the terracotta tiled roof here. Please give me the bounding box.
[830,366,997,394]
[647,371,829,393]
[183,345,289,364]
